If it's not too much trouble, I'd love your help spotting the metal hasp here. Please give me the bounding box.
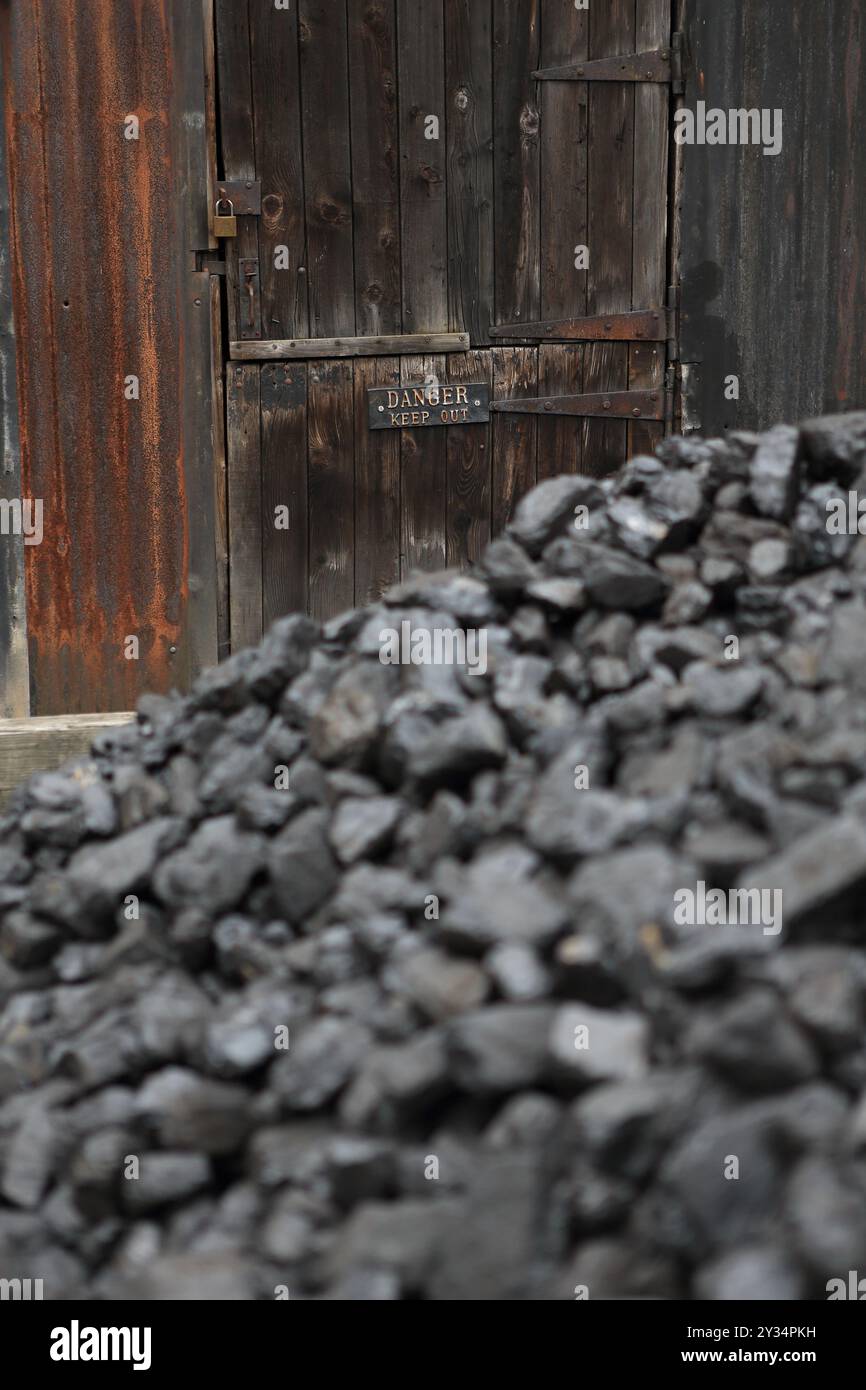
[215,180,262,215]
[238,258,261,339]
[491,389,664,421]
[533,33,684,92]
[490,308,673,342]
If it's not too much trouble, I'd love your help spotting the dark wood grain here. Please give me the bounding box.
[537,344,585,478]
[400,353,447,574]
[680,0,866,433]
[493,0,540,331]
[446,0,494,345]
[348,0,401,337]
[308,359,355,619]
[299,0,355,337]
[584,0,634,476]
[249,0,308,339]
[261,363,308,625]
[231,332,468,360]
[215,0,261,344]
[629,0,669,457]
[227,365,263,649]
[446,349,492,568]
[492,347,537,532]
[397,0,448,333]
[354,356,401,605]
[537,0,588,480]
[210,273,230,662]
[540,0,588,324]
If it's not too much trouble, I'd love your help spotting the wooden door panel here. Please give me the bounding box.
[219,0,675,634]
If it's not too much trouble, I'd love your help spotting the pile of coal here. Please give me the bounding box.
[3,414,866,1301]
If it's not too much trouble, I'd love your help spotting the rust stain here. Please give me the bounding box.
[4,0,191,711]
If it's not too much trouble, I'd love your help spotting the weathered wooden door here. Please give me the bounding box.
[216,0,677,640]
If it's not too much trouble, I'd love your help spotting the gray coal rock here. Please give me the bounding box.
[3,413,866,1300]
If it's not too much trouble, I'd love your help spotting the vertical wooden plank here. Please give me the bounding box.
[261,363,308,626]
[202,0,218,252]
[492,347,537,531]
[174,0,220,685]
[537,0,588,478]
[300,0,355,337]
[227,365,262,650]
[446,349,492,569]
[446,0,494,345]
[354,357,401,605]
[180,266,221,686]
[308,359,354,620]
[250,0,308,340]
[493,0,540,330]
[539,0,589,320]
[0,6,28,715]
[215,0,261,343]
[584,0,635,476]
[538,343,586,479]
[348,0,401,338]
[397,0,448,333]
[210,274,229,661]
[629,0,670,456]
[400,353,447,575]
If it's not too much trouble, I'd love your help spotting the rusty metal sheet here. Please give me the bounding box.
[2,0,216,713]
[0,7,29,716]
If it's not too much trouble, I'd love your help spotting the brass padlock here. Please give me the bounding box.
[213,197,237,238]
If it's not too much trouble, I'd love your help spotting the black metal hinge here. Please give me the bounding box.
[534,32,684,94]
[492,389,664,421]
[491,308,674,343]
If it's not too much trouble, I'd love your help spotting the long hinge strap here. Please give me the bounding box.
[491,389,664,420]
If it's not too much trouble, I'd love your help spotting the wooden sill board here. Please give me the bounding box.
[0,712,135,806]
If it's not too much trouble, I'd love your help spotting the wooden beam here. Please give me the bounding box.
[230,332,469,361]
[0,713,135,806]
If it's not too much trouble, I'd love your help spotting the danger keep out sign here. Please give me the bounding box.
[367,382,491,430]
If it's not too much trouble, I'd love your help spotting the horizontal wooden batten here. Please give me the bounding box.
[492,389,664,420]
[491,310,670,342]
[230,333,470,361]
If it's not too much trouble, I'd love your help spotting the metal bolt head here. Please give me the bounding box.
[603,400,611,410]
[378,405,385,412]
